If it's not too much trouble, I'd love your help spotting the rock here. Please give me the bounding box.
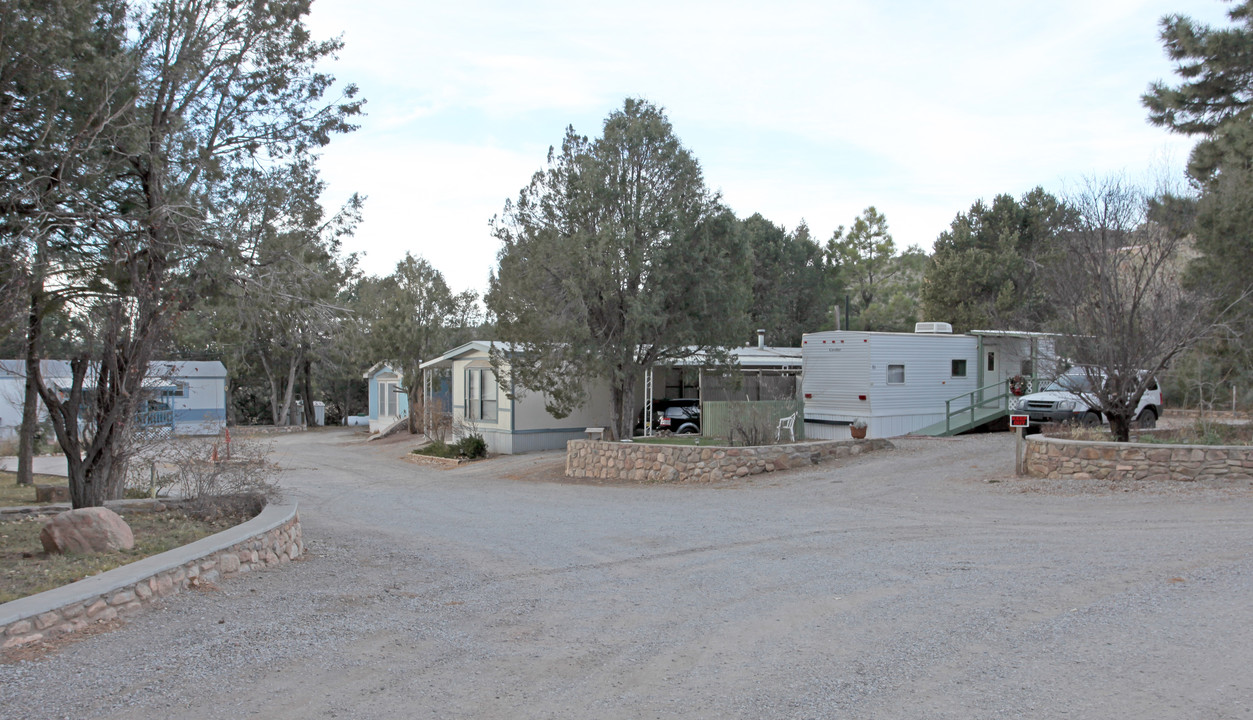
[219,553,241,574]
[34,485,70,503]
[40,507,134,555]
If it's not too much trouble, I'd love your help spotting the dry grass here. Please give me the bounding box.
[0,471,70,507]
[0,509,246,604]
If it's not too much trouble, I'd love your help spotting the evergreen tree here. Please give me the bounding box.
[1143,2,1253,184]
[488,99,752,439]
[921,188,1072,333]
[742,215,828,346]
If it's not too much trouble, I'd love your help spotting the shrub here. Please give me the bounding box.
[413,441,457,458]
[127,434,280,520]
[411,434,487,459]
[454,434,487,459]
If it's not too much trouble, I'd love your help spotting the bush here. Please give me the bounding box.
[412,434,487,459]
[126,434,280,520]
[413,441,457,458]
[455,434,487,459]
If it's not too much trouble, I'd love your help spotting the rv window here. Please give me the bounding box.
[887,365,905,384]
[951,359,967,378]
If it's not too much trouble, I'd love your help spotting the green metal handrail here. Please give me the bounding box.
[941,377,1046,434]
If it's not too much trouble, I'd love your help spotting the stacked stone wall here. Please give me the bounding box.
[230,425,308,435]
[1025,435,1253,482]
[566,438,892,483]
[1,508,301,650]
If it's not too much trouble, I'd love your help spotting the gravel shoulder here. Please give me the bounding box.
[3,429,1253,719]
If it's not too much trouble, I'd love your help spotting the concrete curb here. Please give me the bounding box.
[0,501,299,633]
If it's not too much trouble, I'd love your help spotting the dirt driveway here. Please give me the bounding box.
[4,429,1253,719]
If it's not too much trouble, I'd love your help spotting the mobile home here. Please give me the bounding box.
[801,325,1053,440]
[0,359,228,438]
[420,341,615,454]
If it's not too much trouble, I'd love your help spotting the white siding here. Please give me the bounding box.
[450,353,511,451]
[801,331,872,419]
[802,331,980,438]
[513,377,613,433]
[866,334,978,416]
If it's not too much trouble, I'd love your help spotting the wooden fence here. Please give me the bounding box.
[702,399,805,444]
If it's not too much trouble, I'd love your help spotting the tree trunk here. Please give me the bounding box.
[1110,414,1132,443]
[16,262,43,487]
[278,355,299,426]
[610,376,637,441]
[260,352,281,425]
[68,451,114,508]
[301,353,315,426]
[16,312,39,486]
[16,366,38,486]
[260,351,299,426]
[407,384,421,434]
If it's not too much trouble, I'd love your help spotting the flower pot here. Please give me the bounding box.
[850,425,867,439]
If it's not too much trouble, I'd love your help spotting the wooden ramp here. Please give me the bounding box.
[913,406,1008,436]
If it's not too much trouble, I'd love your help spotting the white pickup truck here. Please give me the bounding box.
[1010,370,1162,428]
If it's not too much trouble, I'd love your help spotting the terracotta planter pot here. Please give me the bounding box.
[850,425,867,439]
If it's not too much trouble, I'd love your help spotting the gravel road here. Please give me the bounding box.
[4,428,1253,719]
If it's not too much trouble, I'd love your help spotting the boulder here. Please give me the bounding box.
[40,507,135,554]
[35,485,70,503]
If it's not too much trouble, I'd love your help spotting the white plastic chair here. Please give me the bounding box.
[776,412,797,443]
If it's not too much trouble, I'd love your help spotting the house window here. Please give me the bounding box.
[466,368,498,422]
[159,382,188,398]
[986,352,996,373]
[951,359,967,378]
[887,364,905,384]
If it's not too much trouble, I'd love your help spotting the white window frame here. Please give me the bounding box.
[887,364,905,385]
[379,380,399,417]
[465,368,498,422]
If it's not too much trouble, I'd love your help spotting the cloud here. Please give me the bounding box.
[306,0,1232,291]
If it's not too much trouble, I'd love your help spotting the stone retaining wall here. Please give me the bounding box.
[0,503,301,651]
[230,424,308,435]
[1025,435,1253,482]
[566,438,893,483]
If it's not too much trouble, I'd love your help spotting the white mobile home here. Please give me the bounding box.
[0,360,228,439]
[420,341,614,454]
[801,325,1053,440]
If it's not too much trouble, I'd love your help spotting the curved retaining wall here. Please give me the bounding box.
[0,502,301,650]
[566,438,893,483]
[1025,435,1253,482]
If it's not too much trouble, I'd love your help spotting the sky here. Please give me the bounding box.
[304,0,1231,296]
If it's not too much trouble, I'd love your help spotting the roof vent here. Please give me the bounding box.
[914,322,954,334]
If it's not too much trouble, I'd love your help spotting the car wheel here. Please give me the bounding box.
[676,423,699,435]
[1136,407,1157,429]
[1080,412,1101,427]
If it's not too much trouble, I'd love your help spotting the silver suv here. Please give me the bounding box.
[1011,370,1162,428]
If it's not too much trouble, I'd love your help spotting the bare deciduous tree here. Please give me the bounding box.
[1042,177,1217,441]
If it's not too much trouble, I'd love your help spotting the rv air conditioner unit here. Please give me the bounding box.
[914,322,954,334]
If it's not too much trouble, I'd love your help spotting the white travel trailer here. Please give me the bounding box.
[801,324,1054,440]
